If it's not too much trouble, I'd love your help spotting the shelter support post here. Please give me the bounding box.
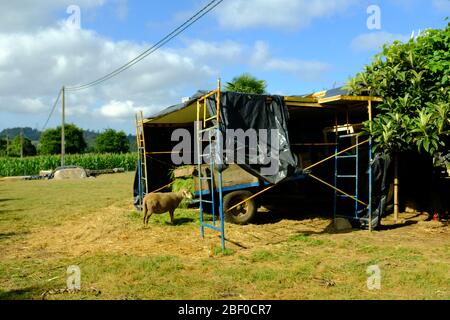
[394,154,399,222]
[195,80,225,251]
[368,100,373,232]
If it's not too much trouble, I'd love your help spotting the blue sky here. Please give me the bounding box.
[0,0,449,134]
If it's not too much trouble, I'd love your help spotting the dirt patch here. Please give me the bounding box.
[4,203,448,263]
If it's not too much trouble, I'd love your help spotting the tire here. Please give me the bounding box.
[223,190,257,225]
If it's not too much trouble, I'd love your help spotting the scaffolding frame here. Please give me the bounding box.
[224,99,377,231]
[135,111,148,210]
[195,80,225,250]
[137,92,380,233]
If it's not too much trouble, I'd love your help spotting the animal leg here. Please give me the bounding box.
[143,201,148,226]
[145,210,153,227]
[169,210,174,225]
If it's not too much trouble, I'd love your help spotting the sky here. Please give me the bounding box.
[0,0,449,134]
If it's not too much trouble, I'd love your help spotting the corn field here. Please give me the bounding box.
[0,153,137,177]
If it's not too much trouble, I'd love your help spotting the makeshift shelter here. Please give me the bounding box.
[134,84,389,249]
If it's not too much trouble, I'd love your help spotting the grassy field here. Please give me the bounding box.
[0,172,449,300]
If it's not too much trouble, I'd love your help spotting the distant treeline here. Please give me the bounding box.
[0,127,137,153]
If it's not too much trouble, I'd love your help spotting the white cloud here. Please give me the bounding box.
[216,0,357,30]
[0,25,332,130]
[433,0,450,13]
[183,39,244,63]
[0,1,333,132]
[0,0,106,32]
[351,31,410,52]
[251,41,329,81]
[98,100,153,119]
[0,26,218,125]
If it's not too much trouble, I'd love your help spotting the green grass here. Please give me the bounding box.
[0,172,449,300]
[0,173,132,233]
[171,177,195,193]
[288,234,326,246]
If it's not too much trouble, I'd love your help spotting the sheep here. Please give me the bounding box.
[142,189,193,227]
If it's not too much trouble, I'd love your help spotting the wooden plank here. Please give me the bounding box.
[194,164,259,192]
[173,166,195,178]
[318,95,383,104]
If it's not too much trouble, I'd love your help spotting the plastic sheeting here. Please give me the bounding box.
[206,92,300,184]
[359,153,393,229]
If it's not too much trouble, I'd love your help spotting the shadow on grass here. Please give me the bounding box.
[0,208,24,215]
[378,220,418,231]
[0,287,43,300]
[0,231,29,240]
[0,198,21,203]
[253,205,333,226]
[173,217,195,225]
[0,198,23,215]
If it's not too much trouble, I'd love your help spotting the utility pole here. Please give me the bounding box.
[61,86,65,167]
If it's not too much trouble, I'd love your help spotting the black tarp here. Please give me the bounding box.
[359,153,393,229]
[206,92,300,184]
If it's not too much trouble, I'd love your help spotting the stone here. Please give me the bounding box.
[39,170,53,177]
[53,167,88,180]
[334,217,353,231]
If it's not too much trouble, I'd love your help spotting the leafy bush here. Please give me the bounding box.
[347,23,450,155]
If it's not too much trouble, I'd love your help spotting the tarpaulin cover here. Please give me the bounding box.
[358,152,393,229]
[206,92,300,184]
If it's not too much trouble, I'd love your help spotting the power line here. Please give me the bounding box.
[66,0,223,92]
[41,88,63,132]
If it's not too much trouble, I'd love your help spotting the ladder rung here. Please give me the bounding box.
[204,116,216,122]
[202,223,221,231]
[338,195,357,198]
[336,175,357,178]
[198,177,212,180]
[198,127,217,133]
[336,155,357,159]
[199,200,213,204]
[338,133,359,138]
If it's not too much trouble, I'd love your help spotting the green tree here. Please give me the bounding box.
[7,136,37,157]
[225,73,267,94]
[39,124,87,155]
[0,138,7,157]
[347,23,450,156]
[94,129,130,154]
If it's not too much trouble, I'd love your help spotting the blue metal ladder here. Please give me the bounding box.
[195,91,225,251]
[334,133,360,220]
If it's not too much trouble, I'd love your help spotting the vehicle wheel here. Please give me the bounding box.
[223,190,257,225]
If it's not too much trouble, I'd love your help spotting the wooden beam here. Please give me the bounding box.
[394,154,399,222]
[318,95,383,104]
